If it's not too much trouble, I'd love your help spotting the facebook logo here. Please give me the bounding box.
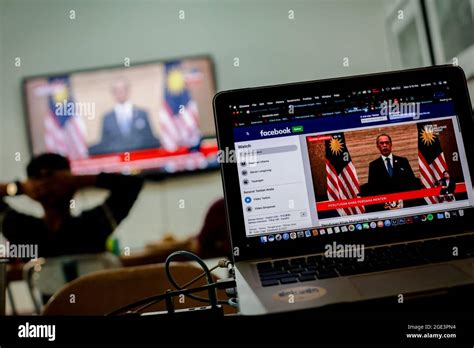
[259,127,291,137]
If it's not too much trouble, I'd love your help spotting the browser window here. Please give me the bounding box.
[230,81,474,240]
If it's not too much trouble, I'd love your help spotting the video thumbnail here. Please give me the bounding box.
[306,118,468,218]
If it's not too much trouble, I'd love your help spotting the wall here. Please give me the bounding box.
[0,0,392,250]
[468,79,474,106]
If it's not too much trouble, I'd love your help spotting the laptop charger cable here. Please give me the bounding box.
[106,251,237,316]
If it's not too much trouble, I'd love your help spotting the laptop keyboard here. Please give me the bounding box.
[257,234,474,287]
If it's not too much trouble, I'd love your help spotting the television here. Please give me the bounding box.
[23,56,219,177]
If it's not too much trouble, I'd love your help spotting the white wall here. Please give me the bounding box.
[0,0,392,249]
[468,79,474,106]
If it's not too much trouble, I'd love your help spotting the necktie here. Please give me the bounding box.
[386,157,393,177]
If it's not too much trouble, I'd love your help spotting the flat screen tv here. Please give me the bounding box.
[23,56,219,177]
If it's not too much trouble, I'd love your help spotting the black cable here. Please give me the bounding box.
[131,255,232,314]
[165,251,231,305]
[181,264,220,289]
[165,251,217,307]
[106,253,236,315]
[130,263,224,315]
[106,279,236,316]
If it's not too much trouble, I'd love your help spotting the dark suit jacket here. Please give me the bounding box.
[89,107,160,155]
[438,178,456,195]
[367,155,420,195]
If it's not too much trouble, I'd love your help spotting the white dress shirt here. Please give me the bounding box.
[114,102,133,136]
[381,153,394,173]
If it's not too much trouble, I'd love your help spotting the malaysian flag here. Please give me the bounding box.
[418,122,449,204]
[44,76,87,159]
[158,62,201,152]
[325,133,364,216]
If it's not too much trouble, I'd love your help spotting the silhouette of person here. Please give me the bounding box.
[89,78,160,155]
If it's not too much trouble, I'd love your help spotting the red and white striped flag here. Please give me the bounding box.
[325,134,365,216]
[44,77,88,160]
[418,123,449,204]
[158,62,201,152]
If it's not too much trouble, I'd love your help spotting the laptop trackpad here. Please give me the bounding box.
[350,264,471,298]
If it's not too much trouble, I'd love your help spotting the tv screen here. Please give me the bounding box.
[23,56,219,176]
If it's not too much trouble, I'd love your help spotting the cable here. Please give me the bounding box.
[106,279,236,316]
[165,252,232,305]
[165,251,218,307]
[130,264,223,315]
[181,264,220,289]
[228,297,238,308]
[178,260,231,290]
[130,254,233,314]
[106,252,236,316]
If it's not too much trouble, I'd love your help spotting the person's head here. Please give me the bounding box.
[443,171,450,179]
[27,153,72,207]
[376,134,392,157]
[27,153,70,179]
[111,77,130,104]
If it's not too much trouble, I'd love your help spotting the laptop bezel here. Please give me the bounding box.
[213,66,474,262]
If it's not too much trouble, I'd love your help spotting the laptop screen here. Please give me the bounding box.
[227,78,474,245]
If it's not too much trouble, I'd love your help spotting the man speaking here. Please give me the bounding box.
[367,134,421,210]
[89,78,161,155]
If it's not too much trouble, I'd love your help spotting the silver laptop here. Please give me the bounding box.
[213,66,474,315]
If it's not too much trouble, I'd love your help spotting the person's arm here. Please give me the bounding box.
[100,114,111,145]
[140,110,161,147]
[0,182,33,245]
[404,158,416,179]
[435,178,447,188]
[0,181,32,209]
[0,184,7,197]
[95,173,144,225]
[46,171,144,225]
[403,158,420,189]
[448,179,456,193]
[367,161,376,195]
[0,184,10,212]
[72,175,98,189]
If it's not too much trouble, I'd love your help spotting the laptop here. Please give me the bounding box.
[213,66,474,315]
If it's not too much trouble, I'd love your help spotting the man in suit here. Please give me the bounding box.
[89,78,160,155]
[367,134,421,210]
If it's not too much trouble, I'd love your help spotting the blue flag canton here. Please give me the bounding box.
[164,61,192,115]
[48,76,74,127]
